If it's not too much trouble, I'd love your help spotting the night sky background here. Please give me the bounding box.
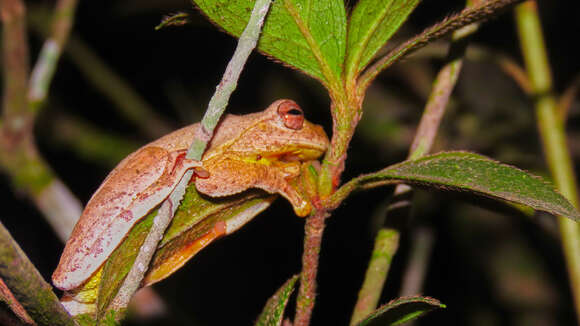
[2,0,580,325]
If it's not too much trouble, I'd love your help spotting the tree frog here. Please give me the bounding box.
[52,99,329,296]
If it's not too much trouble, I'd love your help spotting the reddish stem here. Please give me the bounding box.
[294,210,329,326]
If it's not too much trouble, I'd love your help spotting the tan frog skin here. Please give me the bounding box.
[52,99,329,292]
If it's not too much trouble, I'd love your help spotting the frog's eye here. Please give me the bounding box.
[278,100,304,130]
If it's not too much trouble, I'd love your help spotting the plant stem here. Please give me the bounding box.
[28,0,79,110]
[515,2,580,322]
[1,0,30,124]
[349,229,400,325]
[108,0,273,317]
[294,210,328,326]
[348,3,478,321]
[399,228,434,296]
[188,0,273,160]
[408,28,470,159]
[0,221,76,326]
[1,0,84,242]
[0,277,34,325]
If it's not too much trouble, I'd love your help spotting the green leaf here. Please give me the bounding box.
[355,296,445,326]
[96,184,274,317]
[342,151,580,221]
[255,275,299,326]
[345,0,420,78]
[193,0,346,86]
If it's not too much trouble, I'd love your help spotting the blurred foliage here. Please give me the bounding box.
[1,0,579,325]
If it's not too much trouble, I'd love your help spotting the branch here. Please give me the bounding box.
[0,221,76,326]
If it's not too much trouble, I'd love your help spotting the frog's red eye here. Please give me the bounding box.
[278,100,304,130]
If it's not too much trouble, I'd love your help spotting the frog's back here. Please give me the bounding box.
[149,114,259,158]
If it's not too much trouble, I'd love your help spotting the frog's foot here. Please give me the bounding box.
[292,199,312,217]
[60,296,96,316]
[277,183,312,217]
[59,269,101,316]
[193,166,210,179]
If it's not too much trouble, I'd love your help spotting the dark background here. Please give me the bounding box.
[2,0,580,325]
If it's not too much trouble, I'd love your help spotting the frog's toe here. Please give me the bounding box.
[292,200,312,217]
[193,166,210,179]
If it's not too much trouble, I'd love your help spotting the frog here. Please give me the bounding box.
[52,99,329,311]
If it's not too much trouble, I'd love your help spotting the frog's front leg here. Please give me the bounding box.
[195,158,311,216]
[125,150,207,219]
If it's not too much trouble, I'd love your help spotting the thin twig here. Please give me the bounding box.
[0,277,34,325]
[0,221,76,326]
[107,0,273,316]
[28,0,79,110]
[399,228,435,296]
[558,74,580,123]
[515,2,580,323]
[187,0,273,159]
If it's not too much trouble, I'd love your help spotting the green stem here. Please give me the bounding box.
[108,0,273,317]
[349,2,481,321]
[515,2,580,322]
[0,221,77,326]
[349,229,400,325]
[189,0,273,160]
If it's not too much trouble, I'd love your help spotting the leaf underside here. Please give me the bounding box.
[255,275,299,326]
[193,0,346,84]
[358,151,580,221]
[355,296,445,326]
[97,185,274,317]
